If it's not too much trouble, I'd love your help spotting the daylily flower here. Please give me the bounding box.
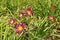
[48,15,55,20]
[51,5,56,11]
[15,23,26,34]
[26,7,33,16]
[9,18,16,24]
[19,12,24,17]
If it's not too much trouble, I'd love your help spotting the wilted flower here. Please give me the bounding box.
[19,12,24,17]
[9,18,16,24]
[57,20,60,25]
[26,7,33,16]
[15,23,26,34]
[48,15,55,20]
[51,5,56,11]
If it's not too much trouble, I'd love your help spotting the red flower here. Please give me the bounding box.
[15,23,26,34]
[26,7,33,16]
[51,5,56,11]
[19,12,24,17]
[9,18,16,24]
[48,15,55,20]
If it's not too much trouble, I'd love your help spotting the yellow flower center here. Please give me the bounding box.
[20,14,22,17]
[18,26,23,31]
[11,20,14,24]
[27,11,31,15]
[57,22,60,24]
[49,17,53,20]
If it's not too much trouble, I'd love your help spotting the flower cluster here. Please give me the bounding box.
[9,7,34,34]
[9,5,59,35]
[19,7,33,18]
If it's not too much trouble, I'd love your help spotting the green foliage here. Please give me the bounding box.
[0,0,60,40]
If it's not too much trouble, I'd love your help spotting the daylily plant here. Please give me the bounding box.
[51,5,56,12]
[26,7,33,16]
[9,18,16,24]
[48,15,56,20]
[19,12,24,18]
[15,23,26,34]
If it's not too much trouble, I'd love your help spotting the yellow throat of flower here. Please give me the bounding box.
[18,26,23,31]
[11,20,14,24]
[20,14,22,17]
[27,11,31,15]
